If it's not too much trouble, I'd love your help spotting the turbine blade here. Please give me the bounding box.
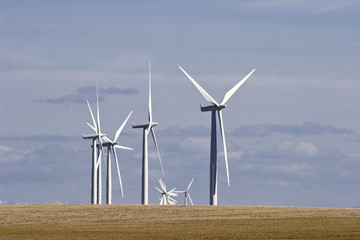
[113,147,124,198]
[168,192,178,197]
[179,66,219,106]
[160,197,164,205]
[96,149,102,168]
[151,128,165,176]
[96,84,101,134]
[218,111,230,187]
[155,187,163,193]
[187,178,194,191]
[148,60,152,123]
[102,136,112,143]
[188,193,194,205]
[98,135,104,150]
[168,196,177,204]
[114,111,133,142]
[159,179,166,192]
[87,100,97,131]
[220,68,255,105]
[114,145,133,151]
[87,122,97,132]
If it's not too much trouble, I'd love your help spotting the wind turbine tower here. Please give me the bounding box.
[132,61,164,205]
[179,66,255,205]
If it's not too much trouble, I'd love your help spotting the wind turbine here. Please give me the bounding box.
[179,66,255,205]
[82,87,106,204]
[156,179,178,205]
[102,111,133,204]
[176,178,194,205]
[132,61,164,205]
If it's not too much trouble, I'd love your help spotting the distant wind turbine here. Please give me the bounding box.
[176,178,194,205]
[133,61,164,205]
[156,179,178,205]
[82,86,106,204]
[101,111,133,204]
[179,66,255,205]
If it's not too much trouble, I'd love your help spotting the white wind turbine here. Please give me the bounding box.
[176,178,194,205]
[132,61,164,205]
[156,178,178,205]
[101,111,133,204]
[82,87,106,204]
[179,66,255,205]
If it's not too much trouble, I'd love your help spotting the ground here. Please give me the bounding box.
[1,205,360,239]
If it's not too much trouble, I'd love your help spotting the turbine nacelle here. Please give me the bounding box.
[97,142,117,147]
[132,122,158,129]
[201,104,226,112]
[82,133,106,139]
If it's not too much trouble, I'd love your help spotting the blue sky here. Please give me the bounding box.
[0,0,359,207]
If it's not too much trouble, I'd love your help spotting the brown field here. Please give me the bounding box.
[1,205,360,240]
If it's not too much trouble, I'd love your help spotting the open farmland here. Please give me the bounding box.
[1,205,360,239]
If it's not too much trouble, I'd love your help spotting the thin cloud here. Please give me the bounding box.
[0,135,81,142]
[157,125,210,137]
[232,122,353,137]
[39,86,139,104]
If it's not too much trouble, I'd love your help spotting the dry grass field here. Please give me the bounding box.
[1,204,360,240]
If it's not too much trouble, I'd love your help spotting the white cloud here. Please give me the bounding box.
[0,145,12,154]
[227,151,244,160]
[0,145,26,163]
[180,137,209,153]
[295,142,319,156]
[277,141,295,151]
[274,141,319,157]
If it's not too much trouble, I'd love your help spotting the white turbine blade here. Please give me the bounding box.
[188,193,194,205]
[113,147,124,198]
[114,145,133,151]
[220,68,255,105]
[168,189,178,197]
[102,135,112,143]
[159,179,166,192]
[179,66,219,106]
[96,139,106,170]
[114,111,133,142]
[160,196,164,205]
[218,111,230,187]
[168,196,177,204]
[155,187,163,193]
[87,100,97,131]
[168,192,178,197]
[96,149,102,168]
[148,60,152,122]
[169,187,177,193]
[187,178,194,191]
[96,85,101,134]
[150,128,165,176]
[98,135,104,150]
[87,122,97,132]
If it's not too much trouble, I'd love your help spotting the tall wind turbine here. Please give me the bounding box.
[82,87,106,204]
[179,66,255,205]
[132,61,164,205]
[102,111,133,204]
